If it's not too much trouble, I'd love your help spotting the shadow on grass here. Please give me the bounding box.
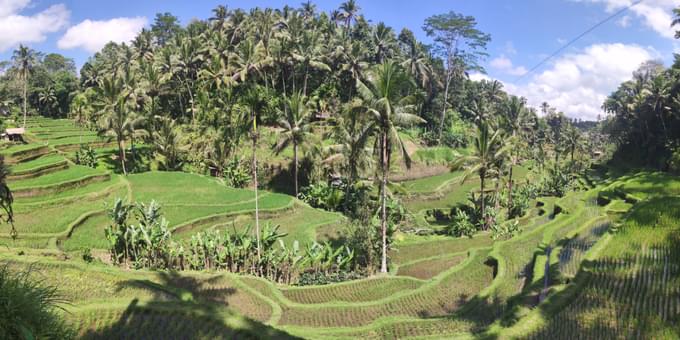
[79,270,299,340]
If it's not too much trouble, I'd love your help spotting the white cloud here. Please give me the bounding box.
[617,15,631,27]
[575,0,676,39]
[503,43,656,121]
[469,72,492,82]
[489,55,528,76]
[58,17,147,53]
[0,0,70,52]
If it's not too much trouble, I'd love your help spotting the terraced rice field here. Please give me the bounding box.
[2,117,657,339]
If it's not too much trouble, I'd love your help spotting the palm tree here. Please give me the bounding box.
[12,45,37,128]
[38,86,58,117]
[326,101,374,209]
[293,30,330,96]
[339,0,360,35]
[372,22,397,63]
[501,96,526,211]
[230,38,272,83]
[357,61,424,273]
[241,87,268,262]
[274,92,315,197]
[71,92,89,143]
[458,121,506,230]
[153,117,182,170]
[96,75,139,175]
[564,124,582,164]
[644,75,670,140]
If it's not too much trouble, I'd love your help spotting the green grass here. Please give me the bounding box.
[3,185,127,236]
[9,165,107,190]
[178,203,345,244]
[129,172,256,205]
[14,176,125,204]
[281,277,423,304]
[413,146,466,165]
[10,154,66,173]
[0,143,46,156]
[399,170,463,193]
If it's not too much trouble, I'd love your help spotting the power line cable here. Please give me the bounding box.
[516,0,643,82]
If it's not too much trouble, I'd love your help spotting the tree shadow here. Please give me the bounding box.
[78,270,299,340]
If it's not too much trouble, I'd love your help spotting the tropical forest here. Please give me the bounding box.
[1,1,680,339]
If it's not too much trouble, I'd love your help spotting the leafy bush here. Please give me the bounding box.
[105,198,357,284]
[506,183,539,219]
[490,220,522,240]
[540,166,572,197]
[299,181,344,211]
[104,199,172,269]
[445,209,477,238]
[0,265,75,339]
[74,144,97,168]
[296,271,365,286]
[81,247,94,263]
[223,156,251,188]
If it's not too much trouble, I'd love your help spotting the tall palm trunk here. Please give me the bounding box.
[380,132,388,273]
[507,164,514,216]
[22,79,27,128]
[303,64,309,97]
[252,129,261,262]
[438,70,451,144]
[118,137,127,175]
[293,142,299,197]
[480,169,486,230]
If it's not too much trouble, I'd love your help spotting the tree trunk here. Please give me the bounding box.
[185,81,196,124]
[252,129,261,262]
[438,69,451,144]
[303,63,309,96]
[380,132,388,273]
[119,137,127,176]
[22,79,27,128]
[293,142,299,197]
[507,164,514,218]
[480,170,486,230]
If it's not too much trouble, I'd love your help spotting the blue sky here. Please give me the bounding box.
[1,0,678,120]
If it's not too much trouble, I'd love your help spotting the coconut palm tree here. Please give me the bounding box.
[96,75,140,175]
[501,95,526,211]
[38,86,58,117]
[12,45,38,128]
[274,92,315,197]
[564,124,582,164]
[339,0,360,35]
[153,117,182,170]
[357,61,425,273]
[292,30,330,96]
[457,120,507,230]
[326,100,374,198]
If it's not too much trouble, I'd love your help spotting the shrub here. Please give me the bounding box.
[490,219,522,240]
[223,156,251,188]
[81,248,94,263]
[507,183,539,219]
[445,210,477,238]
[74,144,97,168]
[0,265,75,339]
[540,166,572,197]
[296,271,365,286]
[299,181,344,211]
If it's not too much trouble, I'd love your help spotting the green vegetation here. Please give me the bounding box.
[0,2,678,339]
